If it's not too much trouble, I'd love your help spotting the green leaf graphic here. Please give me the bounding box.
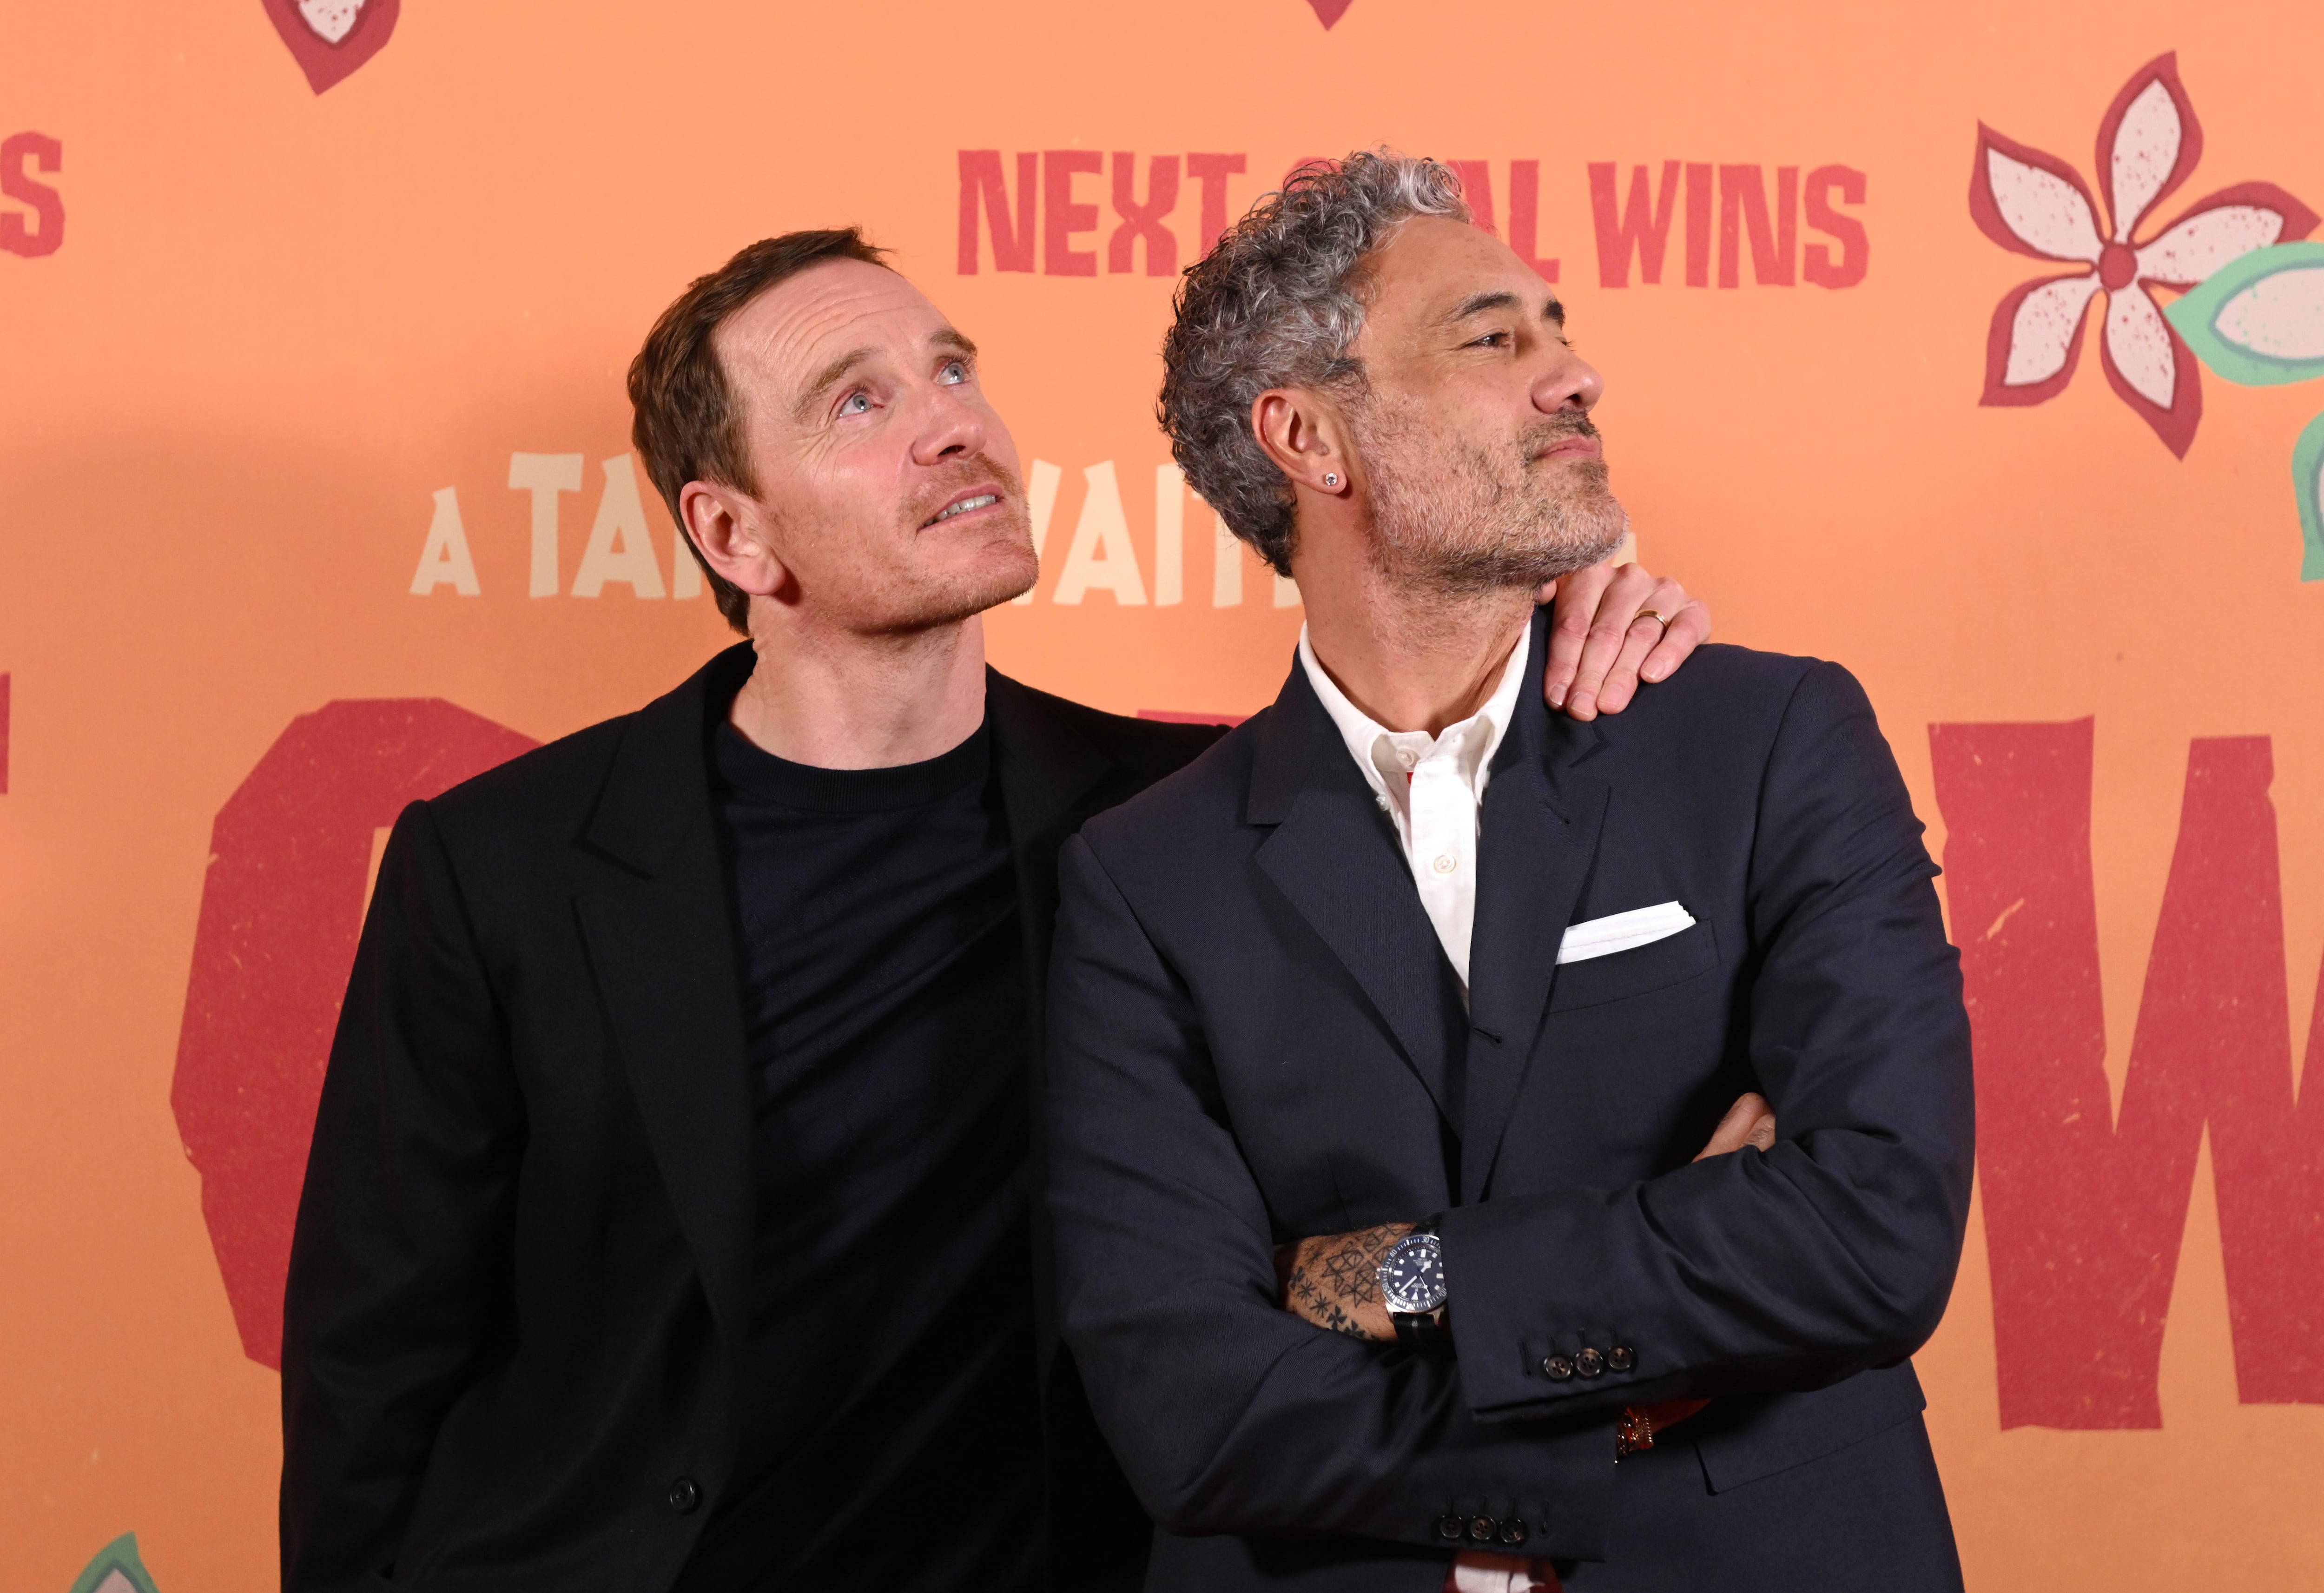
[66,1534,160,1593]
[2165,241,2324,386]
[2294,410,2324,582]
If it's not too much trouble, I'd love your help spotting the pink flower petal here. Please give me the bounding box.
[2105,288,2176,407]
[2099,285,2202,457]
[2136,182,2321,284]
[1971,125,2106,263]
[2095,52,2203,243]
[1981,271,2101,407]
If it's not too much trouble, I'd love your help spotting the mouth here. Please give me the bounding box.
[1533,434,1602,463]
[921,487,1005,529]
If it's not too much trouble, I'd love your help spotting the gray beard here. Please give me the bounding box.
[1356,409,1631,595]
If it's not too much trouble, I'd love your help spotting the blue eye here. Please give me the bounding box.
[839,392,871,415]
[939,359,968,384]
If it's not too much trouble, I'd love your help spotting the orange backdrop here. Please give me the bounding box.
[4,2,2322,1588]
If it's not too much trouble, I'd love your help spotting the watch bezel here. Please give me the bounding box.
[1378,1229,1447,1315]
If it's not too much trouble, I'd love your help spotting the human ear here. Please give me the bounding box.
[1251,388,1354,497]
[680,481,791,598]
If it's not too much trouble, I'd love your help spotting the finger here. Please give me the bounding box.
[1693,1092,1773,1160]
[1595,579,1686,712]
[1590,614,1668,716]
[1639,589,1712,687]
[1564,563,1658,720]
[1543,562,1613,709]
[1745,1110,1777,1152]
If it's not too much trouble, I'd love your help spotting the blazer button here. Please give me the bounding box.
[1498,1519,1529,1547]
[667,1476,701,1514]
[1468,1517,1497,1544]
[1542,1354,1574,1381]
[1575,1347,1606,1378]
[1608,1344,1636,1372]
[1436,1515,1468,1541]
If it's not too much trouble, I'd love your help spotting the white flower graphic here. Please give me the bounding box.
[1971,52,2316,456]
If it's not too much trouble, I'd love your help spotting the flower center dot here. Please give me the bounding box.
[2099,243,2138,291]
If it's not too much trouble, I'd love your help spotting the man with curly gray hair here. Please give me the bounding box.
[1045,151,1972,1593]
[1159,152,1629,593]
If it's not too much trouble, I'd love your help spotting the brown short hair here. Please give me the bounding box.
[628,228,891,631]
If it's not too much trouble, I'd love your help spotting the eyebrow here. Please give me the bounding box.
[795,347,875,421]
[792,328,982,422]
[1444,290,1567,328]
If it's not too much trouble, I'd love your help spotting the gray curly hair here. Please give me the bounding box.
[1157,150,1469,576]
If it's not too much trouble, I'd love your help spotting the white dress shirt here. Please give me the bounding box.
[1296,622,1531,991]
[1298,623,1559,1593]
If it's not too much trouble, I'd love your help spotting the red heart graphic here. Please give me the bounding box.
[259,0,401,94]
[1306,0,1354,25]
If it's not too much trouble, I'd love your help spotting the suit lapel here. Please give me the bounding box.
[984,670,1120,1376]
[986,670,1117,1001]
[1462,615,1612,1203]
[1252,661,1464,1128]
[574,643,757,1353]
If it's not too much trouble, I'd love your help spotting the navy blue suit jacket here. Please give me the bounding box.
[1044,615,1974,1592]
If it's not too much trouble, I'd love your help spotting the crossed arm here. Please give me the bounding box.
[1272,1094,1777,1451]
[1274,1093,1778,1344]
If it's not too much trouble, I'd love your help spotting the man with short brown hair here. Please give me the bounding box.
[279,225,1716,1593]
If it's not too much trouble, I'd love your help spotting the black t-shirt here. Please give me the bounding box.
[672,715,1041,1593]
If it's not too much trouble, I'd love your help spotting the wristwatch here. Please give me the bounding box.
[1377,1218,1452,1353]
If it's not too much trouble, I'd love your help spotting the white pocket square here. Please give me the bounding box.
[1556,901,1696,965]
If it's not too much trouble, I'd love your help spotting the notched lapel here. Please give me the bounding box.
[1463,639,1612,1202]
[574,651,756,1352]
[1252,666,1464,1128]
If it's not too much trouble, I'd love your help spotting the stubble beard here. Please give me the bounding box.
[1353,399,1631,597]
[875,453,1042,630]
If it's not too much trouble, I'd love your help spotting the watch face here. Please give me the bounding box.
[1379,1231,1447,1315]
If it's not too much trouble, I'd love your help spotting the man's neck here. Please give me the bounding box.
[1296,556,1534,736]
[728,609,988,769]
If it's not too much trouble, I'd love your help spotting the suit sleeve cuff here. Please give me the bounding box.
[1440,1193,1658,1421]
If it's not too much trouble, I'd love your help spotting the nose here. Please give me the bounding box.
[911,376,989,466]
[1532,347,1604,415]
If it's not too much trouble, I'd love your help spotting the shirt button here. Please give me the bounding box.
[667,1476,701,1514]
[1432,854,1457,874]
[1608,1344,1636,1372]
[1576,1347,1606,1378]
[1398,749,1418,768]
[1469,1517,1498,1544]
[1542,1355,1574,1381]
[1436,1514,1468,1540]
[1498,1519,1529,1547]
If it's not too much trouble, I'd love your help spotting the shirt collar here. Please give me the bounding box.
[1297,621,1532,804]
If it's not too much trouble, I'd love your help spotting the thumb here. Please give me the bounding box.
[1693,1092,1775,1161]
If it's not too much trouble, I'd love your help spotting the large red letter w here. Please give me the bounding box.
[1931,721,2324,1427]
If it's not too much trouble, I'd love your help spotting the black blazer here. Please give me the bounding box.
[1044,615,1975,1593]
[280,642,1222,1593]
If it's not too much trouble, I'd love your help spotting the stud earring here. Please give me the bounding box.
[1323,472,1340,489]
